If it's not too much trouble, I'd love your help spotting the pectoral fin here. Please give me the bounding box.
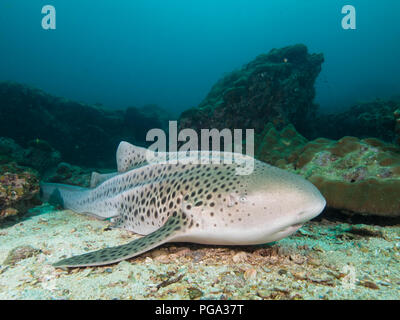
[53,211,184,268]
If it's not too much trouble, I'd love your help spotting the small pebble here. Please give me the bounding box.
[359,280,379,290]
[244,268,257,280]
[145,257,153,264]
[154,255,170,264]
[232,251,247,263]
[188,287,203,300]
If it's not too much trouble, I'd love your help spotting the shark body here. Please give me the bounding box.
[41,142,326,268]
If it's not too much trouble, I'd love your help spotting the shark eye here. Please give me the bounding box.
[239,196,247,203]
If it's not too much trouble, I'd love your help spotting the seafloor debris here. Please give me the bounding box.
[0,208,399,299]
[3,245,41,265]
[187,287,203,300]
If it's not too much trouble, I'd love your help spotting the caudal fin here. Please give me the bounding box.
[40,182,88,209]
[53,211,185,268]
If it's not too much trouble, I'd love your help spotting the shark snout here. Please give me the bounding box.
[273,193,326,241]
[274,178,327,233]
[299,195,326,220]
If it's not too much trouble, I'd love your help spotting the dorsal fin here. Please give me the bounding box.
[116,141,153,173]
[90,171,118,188]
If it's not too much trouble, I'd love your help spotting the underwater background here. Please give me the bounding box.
[1,0,400,113]
[0,0,399,299]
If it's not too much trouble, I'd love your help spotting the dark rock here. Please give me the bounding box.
[124,105,172,143]
[394,109,400,146]
[0,137,61,174]
[179,44,323,135]
[44,162,92,187]
[0,82,171,167]
[310,99,400,144]
[0,137,25,164]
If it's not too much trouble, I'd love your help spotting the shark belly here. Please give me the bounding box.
[172,223,302,245]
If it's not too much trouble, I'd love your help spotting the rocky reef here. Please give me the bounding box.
[255,125,400,218]
[310,99,400,144]
[179,44,323,134]
[0,137,61,174]
[43,162,93,188]
[0,82,172,168]
[255,123,308,167]
[395,109,400,145]
[0,162,40,221]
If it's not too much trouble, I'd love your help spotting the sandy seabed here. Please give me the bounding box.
[0,204,399,300]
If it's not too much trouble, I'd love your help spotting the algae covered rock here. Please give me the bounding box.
[0,162,40,220]
[255,124,400,217]
[286,137,400,217]
[179,44,323,134]
[255,123,308,167]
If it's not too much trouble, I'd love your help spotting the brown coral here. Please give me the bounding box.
[294,138,400,217]
[255,125,400,217]
[0,162,40,220]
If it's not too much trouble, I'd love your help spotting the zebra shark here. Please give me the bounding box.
[41,141,326,268]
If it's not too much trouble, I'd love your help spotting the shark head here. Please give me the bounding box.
[175,159,327,246]
[234,161,326,243]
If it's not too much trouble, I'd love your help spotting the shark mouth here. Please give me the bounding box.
[276,223,303,237]
[285,223,303,232]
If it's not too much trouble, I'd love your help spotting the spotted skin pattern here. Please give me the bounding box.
[41,141,326,268]
[48,160,250,267]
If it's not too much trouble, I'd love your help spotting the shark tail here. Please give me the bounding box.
[40,182,89,209]
[53,211,185,268]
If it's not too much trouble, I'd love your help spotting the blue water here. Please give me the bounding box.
[0,0,399,114]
